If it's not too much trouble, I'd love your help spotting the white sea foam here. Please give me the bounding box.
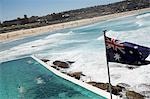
[96,35,104,41]
[45,31,73,39]
[105,27,150,47]
[146,55,150,61]
[136,19,150,27]
[0,32,73,62]
[97,26,150,47]
[136,20,144,26]
[72,23,100,30]
[136,13,150,19]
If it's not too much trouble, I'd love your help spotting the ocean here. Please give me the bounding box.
[0,12,150,97]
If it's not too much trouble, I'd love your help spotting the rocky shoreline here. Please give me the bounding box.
[40,58,147,99]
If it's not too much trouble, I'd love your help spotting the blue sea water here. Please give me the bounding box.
[0,12,150,97]
[0,57,106,99]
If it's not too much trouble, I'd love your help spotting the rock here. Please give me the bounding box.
[61,71,67,74]
[87,81,97,86]
[87,81,109,90]
[87,81,124,95]
[53,60,69,68]
[67,72,83,80]
[31,45,37,47]
[117,83,131,89]
[51,65,60,70]
[110,86,123,95]
[116,85,125,90]
[140,91,150,98]
[96,83,109,90]
[41,59,50,62]
[126,91,144,99]
[127,66,136,70]
[66,61,75,65]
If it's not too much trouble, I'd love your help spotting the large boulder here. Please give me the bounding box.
[53,60,69,68]
[126,91,144,99]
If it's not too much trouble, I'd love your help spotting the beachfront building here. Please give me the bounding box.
[2,15,29,27]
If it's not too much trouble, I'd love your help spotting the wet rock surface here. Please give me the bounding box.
[67,72,85,80]
[126,91,145,99]
[87,82,108,90]
[66,61,75,65]
[87,81,146,98]
[53,60,70,68]
[41,59,50,62]
[51,65,60,70]
[140,91,150,99]
[87,81,124,95]
[116,83,131,89]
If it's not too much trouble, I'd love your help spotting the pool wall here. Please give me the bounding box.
[31,55,119,99]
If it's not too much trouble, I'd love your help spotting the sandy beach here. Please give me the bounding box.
[0,7,150,42]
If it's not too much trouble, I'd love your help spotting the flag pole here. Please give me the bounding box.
[103,30,112,99]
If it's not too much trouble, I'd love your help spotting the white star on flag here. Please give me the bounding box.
[114,53,121,61]
[129,50,133,54]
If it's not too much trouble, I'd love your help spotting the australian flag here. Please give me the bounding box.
[105,36,150,65]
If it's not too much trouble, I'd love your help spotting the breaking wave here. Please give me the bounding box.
[136,13,150,19]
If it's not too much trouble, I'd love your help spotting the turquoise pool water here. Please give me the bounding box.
[0,57,106,99]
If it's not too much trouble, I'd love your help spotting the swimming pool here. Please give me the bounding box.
[0,56,109,99]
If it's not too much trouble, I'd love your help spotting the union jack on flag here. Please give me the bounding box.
[106,37,125,54]
[105,36,150,65]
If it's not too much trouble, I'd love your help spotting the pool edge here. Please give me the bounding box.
[31,55,120,99]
